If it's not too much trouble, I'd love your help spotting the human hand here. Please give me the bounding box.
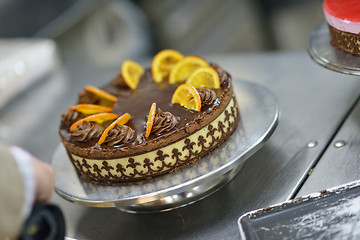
[30,156,54,203]
[10,146,55,203]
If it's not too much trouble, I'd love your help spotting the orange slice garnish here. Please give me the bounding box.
[152,49,184,83]
[121,60,144,90]
[168,56,208,84]
[70,113,118,132]
[145,103,156,138]
[185,67,220,89]
[171,84,201,111]
[85,86,118,103]
[98,113,131,144]
[69,104,112,115]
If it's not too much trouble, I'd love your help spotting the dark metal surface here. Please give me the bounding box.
[296,21,360,197]
[297,94,360,197]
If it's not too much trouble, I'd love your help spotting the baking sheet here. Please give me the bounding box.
[238,180,360,239]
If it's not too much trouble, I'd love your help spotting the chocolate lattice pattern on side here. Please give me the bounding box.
[328,24,360,56]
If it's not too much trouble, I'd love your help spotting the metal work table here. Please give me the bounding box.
[1,50,360,239]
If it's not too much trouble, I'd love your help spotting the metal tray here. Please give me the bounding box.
[308,21,360,75]
[52,79,279,213]
[238,180,360,239]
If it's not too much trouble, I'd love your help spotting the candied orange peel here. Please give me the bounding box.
[69,113,118,132]
[171,84,201,111]
[152,49,184,83]
[185,67,220,89]
[168,56,208,84]
[98,113,131,145]
[69,104,112,115]
[85,85,118,105]
[121,60,144,90]
[145,103,157,138]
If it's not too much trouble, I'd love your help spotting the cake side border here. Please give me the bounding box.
[67,96,239,183]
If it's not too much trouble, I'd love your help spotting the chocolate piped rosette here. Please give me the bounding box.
[59,49,239,183]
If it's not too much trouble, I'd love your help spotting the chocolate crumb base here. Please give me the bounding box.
[328,24,360,56]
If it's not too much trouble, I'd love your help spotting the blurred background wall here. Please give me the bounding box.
[0,0,324,65]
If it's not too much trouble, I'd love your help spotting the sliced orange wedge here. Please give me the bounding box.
[85,85,118,103]
[121,60,144,90]
[98,113,131,144]
[171,84,201,111]
[185,67,220,89]
[145,102,156,138]
[168,56,208,84]
[69,104,112,115]
[152,49,184,83]
[70,113,118,132]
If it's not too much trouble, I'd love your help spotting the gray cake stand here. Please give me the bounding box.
[308,21,360,76]
[52,79,279,213]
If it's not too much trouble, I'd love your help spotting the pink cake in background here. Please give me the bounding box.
[323,0,360,56]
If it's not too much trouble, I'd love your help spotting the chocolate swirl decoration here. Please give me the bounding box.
[61,109,84,128]
[210,63,231,89]
[71,121,103,142]
[78,89,100,104]
[197,88,217,106]
[112,74,128,88]
[151,109,178,135]
[103,124,134,146]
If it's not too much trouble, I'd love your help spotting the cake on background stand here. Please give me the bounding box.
[308,22,360,76]
[308,0,360,75]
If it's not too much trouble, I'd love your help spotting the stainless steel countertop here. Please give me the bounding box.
[297,89,360,197]
[1,50,360,239]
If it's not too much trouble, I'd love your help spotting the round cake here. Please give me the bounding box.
[59,50,239,183]
[323,0,360,56]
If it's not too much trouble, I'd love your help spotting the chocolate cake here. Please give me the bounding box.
[59,51,239,183]
[323,0,360,56]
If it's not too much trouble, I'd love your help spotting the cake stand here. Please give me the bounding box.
[52,79,279,213]
[308,21,360,75]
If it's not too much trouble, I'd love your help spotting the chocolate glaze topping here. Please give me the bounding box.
[151,108,178,135]
[71,121,103,142]
[60,65,231,149]
[198,88,216,106]
[105,69,196,141]
[61,109,84,128]
[104,124,134,146]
